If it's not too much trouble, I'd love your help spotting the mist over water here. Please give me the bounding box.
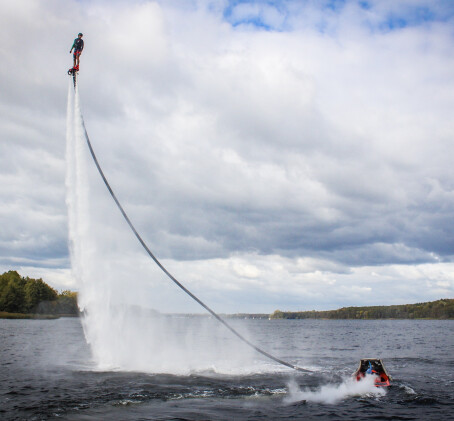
[65,81,263,374]
[285,375,386,405]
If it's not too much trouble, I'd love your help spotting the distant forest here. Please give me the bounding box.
[270,299,454,320]
[0,271,78,318]
[1,270,452,320]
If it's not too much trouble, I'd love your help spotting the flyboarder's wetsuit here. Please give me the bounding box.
[71,37,84,57]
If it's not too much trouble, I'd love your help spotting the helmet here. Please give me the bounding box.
[78,33,83,36]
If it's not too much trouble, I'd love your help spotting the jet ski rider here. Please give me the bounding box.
[366,361,377,375]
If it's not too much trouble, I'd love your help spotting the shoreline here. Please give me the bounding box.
[0,311,79,320]
[1,311,452,320]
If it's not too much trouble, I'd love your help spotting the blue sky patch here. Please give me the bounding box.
[221,0,454,33]
[223,0,288,31]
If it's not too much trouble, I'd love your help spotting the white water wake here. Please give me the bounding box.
[65,81,264,375]
[285,375,386,405]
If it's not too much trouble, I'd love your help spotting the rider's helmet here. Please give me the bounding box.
[78,33,83,36]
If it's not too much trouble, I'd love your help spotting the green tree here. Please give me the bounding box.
[270,310,284,319]
[0,271,21,295]
[0,271,61,314]
[0,279,25,313]
[24,278,58,312]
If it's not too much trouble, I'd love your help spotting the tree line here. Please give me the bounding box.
[270,299,454,320]
[2,270,452,319]
[0,271,78,317]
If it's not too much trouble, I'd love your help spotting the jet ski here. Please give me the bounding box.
[354,358,391,387]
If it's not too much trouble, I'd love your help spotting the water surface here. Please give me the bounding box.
[1,318,453,420]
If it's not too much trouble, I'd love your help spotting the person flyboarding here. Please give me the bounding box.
[70,33,84,71]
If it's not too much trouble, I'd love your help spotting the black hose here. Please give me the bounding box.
[74,77,312,373]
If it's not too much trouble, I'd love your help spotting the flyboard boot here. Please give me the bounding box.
[68,65,79,87]
[67,65,79,76]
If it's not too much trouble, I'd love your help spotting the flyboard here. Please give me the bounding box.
[68,65,79,87]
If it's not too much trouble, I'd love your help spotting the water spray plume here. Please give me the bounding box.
[66,75,311,374]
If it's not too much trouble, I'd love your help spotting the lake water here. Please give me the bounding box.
[1,317,453,420]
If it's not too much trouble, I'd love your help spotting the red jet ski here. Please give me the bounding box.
[354,358,392,387]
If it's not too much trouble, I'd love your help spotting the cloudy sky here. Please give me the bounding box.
[1,0,453,312]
